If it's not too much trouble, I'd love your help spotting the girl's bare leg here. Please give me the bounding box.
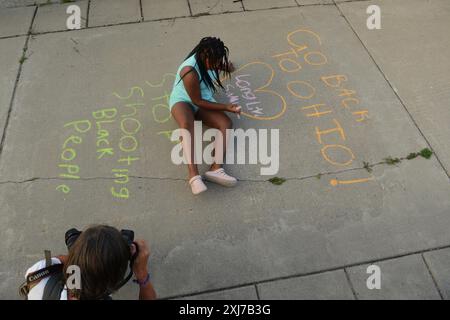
[171,102,199,179]
[196,108,232,171]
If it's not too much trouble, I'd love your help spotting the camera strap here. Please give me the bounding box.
[109,241,140,293]
[26,264,64,285]
[19,250,64,299]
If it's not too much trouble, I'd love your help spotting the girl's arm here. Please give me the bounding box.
[181,66,240,114]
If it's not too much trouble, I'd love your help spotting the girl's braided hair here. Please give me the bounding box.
[180,37,231,93]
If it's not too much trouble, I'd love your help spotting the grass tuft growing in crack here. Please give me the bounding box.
[19,53,27,64]
[268,177,286,185]
[383,156,401,165]
[406,152,419,160]
[363,161,373,173]
[419,148,433,159]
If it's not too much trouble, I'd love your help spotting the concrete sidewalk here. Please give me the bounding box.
[0,0,449,300]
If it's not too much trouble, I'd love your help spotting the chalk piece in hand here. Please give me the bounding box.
[236,106,241,119]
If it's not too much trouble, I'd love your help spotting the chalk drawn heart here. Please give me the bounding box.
[219,61,287,121]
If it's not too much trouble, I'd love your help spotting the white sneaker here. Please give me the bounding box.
[204,168,237,187]
[189,175,207,195]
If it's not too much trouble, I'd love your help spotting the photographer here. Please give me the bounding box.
[21,225,157,300]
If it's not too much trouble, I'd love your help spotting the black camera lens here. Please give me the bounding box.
[65,228,82,250]
[120,230,134,246]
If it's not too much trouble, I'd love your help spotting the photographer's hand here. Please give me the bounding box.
[131,240,157,300]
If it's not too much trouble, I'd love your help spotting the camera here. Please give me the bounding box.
[64,227,139,295]
[65,228,135,250]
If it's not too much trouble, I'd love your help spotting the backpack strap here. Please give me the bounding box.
[42,249,65,300]
[18,250,64,299]
[42,271,65,300]
[45,250,52,267]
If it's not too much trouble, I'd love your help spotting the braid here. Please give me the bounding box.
[180,37,231,93]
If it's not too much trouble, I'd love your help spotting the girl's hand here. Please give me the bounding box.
[226,104,242,114]
[131,240,150,282]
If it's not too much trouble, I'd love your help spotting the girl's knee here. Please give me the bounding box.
[179,119,194,130]
[221,115,233,130]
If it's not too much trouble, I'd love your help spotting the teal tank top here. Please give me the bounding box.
[169,54,217,110]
